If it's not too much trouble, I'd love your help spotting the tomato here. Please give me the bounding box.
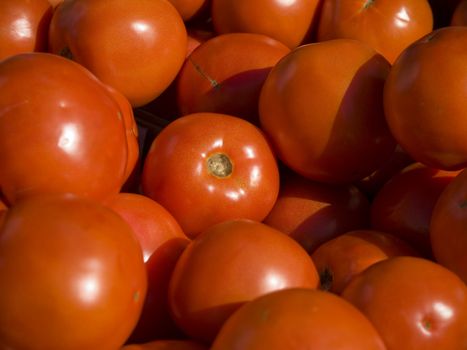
[370,163,461,258]
[430,168,467,284]
[122,339,208,350]
[168,219,319,343]
[451,0,467,25]
[211,0,320,49]
[211,288,386,350]
[48,0,187,107]
[141,112,280,238]
[384,26,467,170]
[176,33,290,124]
[0,194,147,350]
[0,0,53,61]
[0,53,128,204]
[311,229,419,294]
[167,0,210,21]
[316,0,434,64]
[263,169,371,254]
[342,256,467,350]
[259,39,396,184]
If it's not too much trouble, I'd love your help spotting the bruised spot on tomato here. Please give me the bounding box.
[188,57,220,90]
[207,153,233,178]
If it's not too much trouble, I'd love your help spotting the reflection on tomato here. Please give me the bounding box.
[168,219,319,343]
[0,194,147,350]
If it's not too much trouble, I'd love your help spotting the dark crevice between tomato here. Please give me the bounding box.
[59,46,74,60]
[207,153,233,178]
[319,267,334,292]
[188,56,221,90]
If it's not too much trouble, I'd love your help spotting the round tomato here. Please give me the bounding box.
[122,339,208,350]
[259,39,396,184]
[316,0,434,64]
[141,112,280,238]
[168,219,319,343]
[384,26,467,170]
[211,288,386,350]
[0,194,147,350]
[451,0,467,24]
[342,256,467,350]
[0,53,128,204]
[48,0,187,107]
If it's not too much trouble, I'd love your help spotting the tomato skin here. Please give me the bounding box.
[211,288,386,350]
[122,339,208,350]
[384,26,467,170]
[0,53,128,204]
[48,0,187,107]
[167,0,210,21]
[316,0,433,64]
[451,0,467,25]
[0,0,53,61]
[259,39,396,184]
[141,112,280,238]
[342,256,467,350]
[0,194,147,350]
[168,219,319,343]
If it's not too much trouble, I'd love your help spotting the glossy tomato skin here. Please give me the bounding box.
[211,288,386,350]
[0,53,128,204]
[342,256,467,350]
[430,168,467,284]
[48,0,187,107]
[211,0,320,48]
[141,112,280,238]
[0,194,147,350]
[259,39,396,184]
[316,0,433,64]
[0,0,53,60]
[451,0,467,25]
[177,33,290,124]
[384,26,467,170]
[168,219,319,343]
[122,339,208,350]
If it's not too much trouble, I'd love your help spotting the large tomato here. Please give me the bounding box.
[316,0,434,64]
[141,112,280,238]
[0,194,147,350]
[384,26,467,170]
[342,256,467,350]
[48,0,187,107]
[0,0,53,61]
[259,39,396,184]
[0,53,128,204]
[168,219,319,343]
[211,288,386,350]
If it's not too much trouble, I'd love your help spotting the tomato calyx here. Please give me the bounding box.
[207,153,233,178]
[362,0,375,10]
[319,267,334,291]
[188,57,220,90]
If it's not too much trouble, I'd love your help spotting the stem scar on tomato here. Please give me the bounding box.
[207,153,233,178]
[188,56,220,90]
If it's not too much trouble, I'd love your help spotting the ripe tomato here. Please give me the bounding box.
[48,0,187,107]
[0,0,53,61]
[211,0,320,48]
[259,39,396,184]
[168,219,319,343]
[176,33,290,124]
[141,112,280,238]
[342,256,467,350]
[122,339,208,350]
[384,26,467,170]
[316,0,434,64]
[430,168,467,284]
[0,194,147,350]
[311,229,419,294]
[0,53,128,204]
[263,169,371,254]
[451,0,467,24]
[370,163,461,258]
[211,288,386,350]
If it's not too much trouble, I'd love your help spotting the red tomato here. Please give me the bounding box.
[0,0,53,61]
[451,0,467,25]
[0,194,147,350]
[263,169,371,254]
[370,163,461,258]
[211,288,386,350]
[316,0,434,64]
[384,26,467,170]
[0,53,128,204]
[430,168,467,284]
[259,39,396,184]
[122,339,208,350]
[211,0,321,48]
[342,256,467,350]
[141,112,280,238]
[168,219,319,343]
[48,0,187,107]
[177,33,290,124]
[311,229,419,294]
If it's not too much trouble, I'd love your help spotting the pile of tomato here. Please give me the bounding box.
[0,0,466,349]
